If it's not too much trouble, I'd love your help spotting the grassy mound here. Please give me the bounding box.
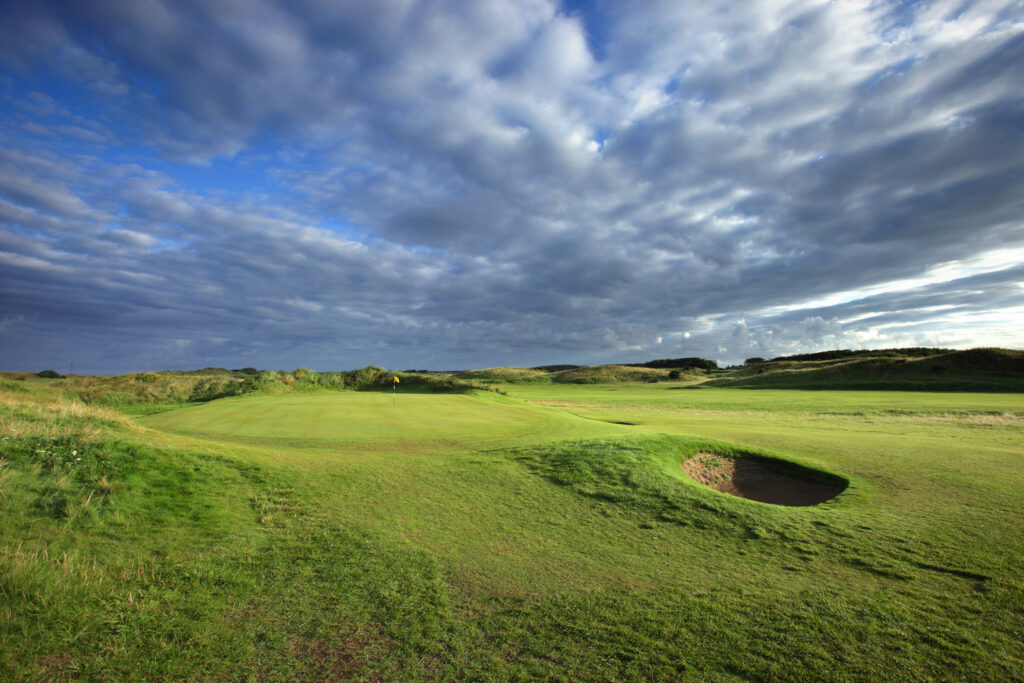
[514,435,848,518]
[64,370,250,408]
[1,366,497,414]
[0,384,459,680]
[551,364,676,384]
[709,348,1024,391]
[451,367,552,383]
[769,347,950,362]
[453,364,708,385]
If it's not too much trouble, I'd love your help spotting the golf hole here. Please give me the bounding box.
[682,453,846,506]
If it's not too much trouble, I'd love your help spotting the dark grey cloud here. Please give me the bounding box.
[0,0,1022,372]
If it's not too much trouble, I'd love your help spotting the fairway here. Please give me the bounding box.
[5,380,1024,680]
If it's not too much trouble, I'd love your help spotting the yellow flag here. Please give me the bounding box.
[393,376,400,383]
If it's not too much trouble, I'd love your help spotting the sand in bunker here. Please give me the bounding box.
[682,453,844,506]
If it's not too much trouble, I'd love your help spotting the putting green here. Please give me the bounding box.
[138,390,628,450]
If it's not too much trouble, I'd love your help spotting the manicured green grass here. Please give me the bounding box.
[2,379,1023,680]
[138,390,626,453]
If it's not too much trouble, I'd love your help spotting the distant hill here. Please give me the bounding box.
[452,367,552,382]
[768,347,950,362]
[706,348,1024,392]
[18,349,1020,399]
[550,364,674,384]
[2,366,503,409]
[452,363,713,384]
[626,357,719,370]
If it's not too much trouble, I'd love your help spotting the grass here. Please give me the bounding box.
[451,364,710,384]
[1,373,1023,680]
[16,366,499,412]
[550,364,677,384]
[137,390,621,452]
[452,367,553,383]
[710,348,1024,391]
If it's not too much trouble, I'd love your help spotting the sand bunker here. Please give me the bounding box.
[682,453,845,506]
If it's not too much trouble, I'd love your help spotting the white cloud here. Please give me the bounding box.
[0,0,1022,371]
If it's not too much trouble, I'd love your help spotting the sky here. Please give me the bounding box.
[1,0,1023,374]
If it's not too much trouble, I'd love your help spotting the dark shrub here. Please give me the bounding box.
[35,370,64,379]
[634,358,718,371]
[346,365,387,390]
[770,348,949,362]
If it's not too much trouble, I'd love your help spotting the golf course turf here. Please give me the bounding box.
[2,376,1023,680]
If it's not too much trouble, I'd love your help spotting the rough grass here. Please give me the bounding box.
[0,367,496,413]
[64,370,249,406]
[710,348,1024,391]
[552,364,676,384]
[452,364,707,385]
[0,392,129,440]
[452,367,552,383]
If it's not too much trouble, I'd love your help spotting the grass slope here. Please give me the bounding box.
[452,367,552,383]
[551,364,676,384]
[2,376,1023,680]
[452,364,709,385]
[709,348,1024,391]
[9,366,500,416]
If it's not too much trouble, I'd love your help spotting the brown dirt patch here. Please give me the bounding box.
[283,625,385,681]
[33,654,78,681]
[681,453,845,506]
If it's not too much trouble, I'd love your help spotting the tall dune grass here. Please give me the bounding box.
[0,393,129,440]
[48,365,498,408]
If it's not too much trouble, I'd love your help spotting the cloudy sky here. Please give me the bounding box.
[1,0,1022,373]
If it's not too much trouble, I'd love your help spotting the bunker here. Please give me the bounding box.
[682,452,846,506]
